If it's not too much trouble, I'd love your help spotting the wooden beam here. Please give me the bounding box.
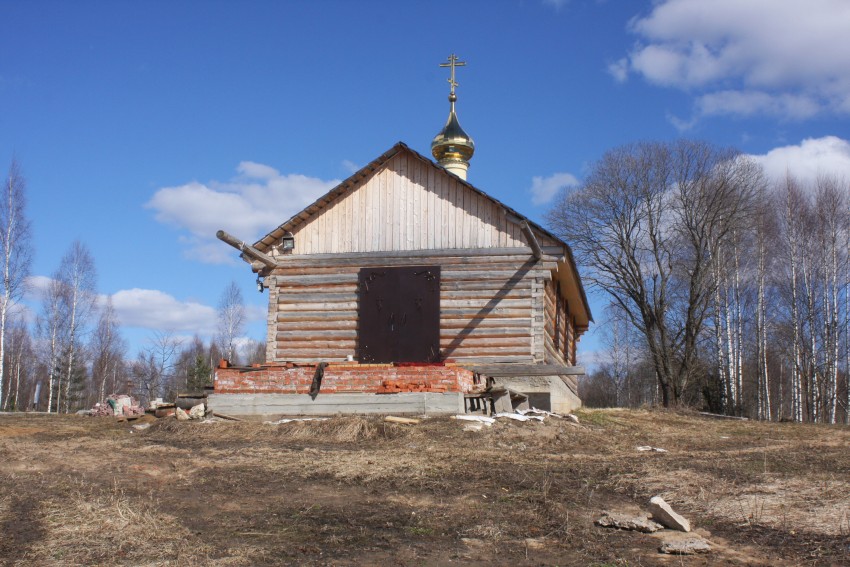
[217,230,278,269]
[520,221,543,260]
[270,246,564,268]
[462,364,585,377]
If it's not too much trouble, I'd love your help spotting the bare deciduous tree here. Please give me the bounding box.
[37,277,68,413]
[2,315,32,411]
[133,331,182,405]
[216,280,245,365]
[56,241,97,412]
[547,140,761,407]
[0,160,32,409]
[89,297,126,404]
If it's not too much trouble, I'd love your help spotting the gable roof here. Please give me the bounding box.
[253,142,592,323]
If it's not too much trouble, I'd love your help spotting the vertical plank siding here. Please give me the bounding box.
[289,154,528,255]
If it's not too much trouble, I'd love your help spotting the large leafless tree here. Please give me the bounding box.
[547,140,761,407]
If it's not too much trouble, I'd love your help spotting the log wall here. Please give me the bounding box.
[543,278,577,366]
[268,252,555,364]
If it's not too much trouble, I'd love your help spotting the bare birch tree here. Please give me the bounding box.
[2,316,31,411]
[754,187,777,420]
[36,277,68,413]
[0,160,33,410]
[772,174,850,423]
[90,297,126,404]
[779,176,807,422]
[216,280,245,365]
[56,241,97,412]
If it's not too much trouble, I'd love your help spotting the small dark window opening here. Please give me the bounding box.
[526,393,552,412]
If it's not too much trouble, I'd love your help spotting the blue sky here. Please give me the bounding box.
[2,0,850,362]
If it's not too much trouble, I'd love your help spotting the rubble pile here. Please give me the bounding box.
[90,394,145,417]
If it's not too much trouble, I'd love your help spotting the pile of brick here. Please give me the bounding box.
[90,394,145,417]
[377,380,449,394]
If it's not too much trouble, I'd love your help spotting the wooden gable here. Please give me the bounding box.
[261,148,558,256]
[248,143,592,330]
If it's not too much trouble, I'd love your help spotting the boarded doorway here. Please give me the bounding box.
[358,266,440,363]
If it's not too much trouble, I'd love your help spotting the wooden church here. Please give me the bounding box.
[210,55,591,417]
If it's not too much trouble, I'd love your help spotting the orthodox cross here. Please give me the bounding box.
[439,54,466,95]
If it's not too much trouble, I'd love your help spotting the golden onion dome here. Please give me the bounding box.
[431,92,475,164]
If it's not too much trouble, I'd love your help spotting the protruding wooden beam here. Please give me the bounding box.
[520,221,543,260]
[216,230,278,268]
[463,364,585,377]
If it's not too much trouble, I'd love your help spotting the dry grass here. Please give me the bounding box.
[0,410,848,566]
[28,484,211,565]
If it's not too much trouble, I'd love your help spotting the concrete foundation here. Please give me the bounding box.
[207,392,465,419]
[494,376,581,414]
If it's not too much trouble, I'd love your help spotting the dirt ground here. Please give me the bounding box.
[0,408,848,566]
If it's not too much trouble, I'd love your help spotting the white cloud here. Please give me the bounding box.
[748,136,850,185]
[617,0,850,119]
[146,163,339,263]
[237,161,280,180]
[529,172,580,205]
[607,58,629,83]
[341,159,359,174]
[25,275,53,300]
[110,288,217,334]
[696,91,820,120]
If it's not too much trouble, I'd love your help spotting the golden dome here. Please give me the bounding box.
[431,55,474,179]
[431,93,475,165]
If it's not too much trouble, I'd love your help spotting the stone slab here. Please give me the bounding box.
[659,536,711,555]
[595,511,663,533]
[649,496,691,532]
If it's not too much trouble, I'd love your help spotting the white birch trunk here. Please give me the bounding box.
[785,187,803,423]
[733,237,744,413]
[713,262,728,413]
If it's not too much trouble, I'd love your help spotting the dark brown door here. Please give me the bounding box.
[358,266,440,363]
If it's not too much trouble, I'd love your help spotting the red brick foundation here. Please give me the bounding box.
[214,362,477,395]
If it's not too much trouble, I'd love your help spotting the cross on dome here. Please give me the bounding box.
[439,54,466,96]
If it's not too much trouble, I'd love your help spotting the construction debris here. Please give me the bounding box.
[637,446,669,453]
[595,511,663,533]
[494,412,545,422]
[452,415,495,425]
[264,417,328,425]
[659,535,711,555]
[384,416,421,425]
[90,394,145,418]
[212,412,243,421]
[649,496,691,532]
[154,406,176,418]
[175,394,207,411]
